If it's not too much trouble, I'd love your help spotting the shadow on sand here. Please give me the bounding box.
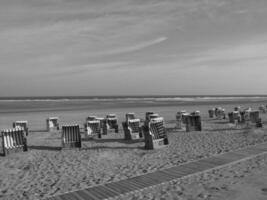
[82,138,144,144]
[211,121,229,125]
[28,145,62,151]
[82,145,145,150]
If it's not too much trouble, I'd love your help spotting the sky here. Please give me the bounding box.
[1,0,267,96]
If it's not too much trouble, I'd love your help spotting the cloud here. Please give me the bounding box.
[95,36,167,56]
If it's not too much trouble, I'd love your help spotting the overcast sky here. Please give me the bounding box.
[1,0,267,96]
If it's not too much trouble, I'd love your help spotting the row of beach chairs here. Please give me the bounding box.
[176,111,202,132]
[1,112,169,155]
[2,106,265,156]
[208,106,263,127]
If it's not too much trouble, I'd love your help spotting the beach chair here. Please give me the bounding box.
[180,111,189,124]
[13,121,29,136]
[144,117,169,149]
[85,120,101,139]
[228,111,241,124]
[215,107,226,119]
[176,112,183,129]
[86,116,97,121]
[123,119,141,140]
[259,105,266,113]
[249,111,260,123]
[103,114,119,134]
[145,112,155,121]
[191,111,200,116]
[176,110,189,129]
[185,115,202,132]
[46,117,59,131]
[1,128,27,156]
[95,117,105,132]
[208,109,215,118]
[256,119,263,128]
[143,112,159,130]
[61,125,81,149]
[125,113,136,121]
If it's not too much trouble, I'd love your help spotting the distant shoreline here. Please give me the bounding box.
[1,94,267,101]
[0,98,266,114]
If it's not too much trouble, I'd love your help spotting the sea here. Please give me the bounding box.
[0,95,267,130]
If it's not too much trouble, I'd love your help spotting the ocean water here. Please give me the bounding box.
[0,95,266,130]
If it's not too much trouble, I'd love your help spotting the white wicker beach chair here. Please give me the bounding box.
[85,120,101,139]
[125,113,136,121]
[144,117,169,149]
[123,119,141,140]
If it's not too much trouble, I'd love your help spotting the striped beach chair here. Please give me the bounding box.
[185,115,202,132]
[46,117,59,131]
[61,125,81,149]
[1,128,27,156]
[13,121,29,136]
[85,120,101,139]
[144,117,169,149]
[123,119,141,140]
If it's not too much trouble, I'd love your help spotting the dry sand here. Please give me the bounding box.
[115,151,267,200]
[1,109,267,200]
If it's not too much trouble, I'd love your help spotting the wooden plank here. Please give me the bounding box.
[71,192,87,200]
[163,166,194,176]
[59,193,82,200]
[104,182,131,194]
[48,142,267,200]
[104,181,133,194]
[50,195,65,200]
[157,170,179,179]
[113,179,144,191]
[186,160,217,170]
[77,189,102,200]
[86,185,119,197]
[201,157,228,166]
[148,171,174,182]
[144,173,170,184]
[160,168,187,178]
[129,176,158,186]
[84,186,116,200]
[127,177,152,188]
[126,179,152,189]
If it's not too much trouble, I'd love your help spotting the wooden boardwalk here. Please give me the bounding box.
[47,142,267,200]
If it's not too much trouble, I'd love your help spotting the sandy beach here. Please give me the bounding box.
[1,100,267,200]
[2,0,267,199]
